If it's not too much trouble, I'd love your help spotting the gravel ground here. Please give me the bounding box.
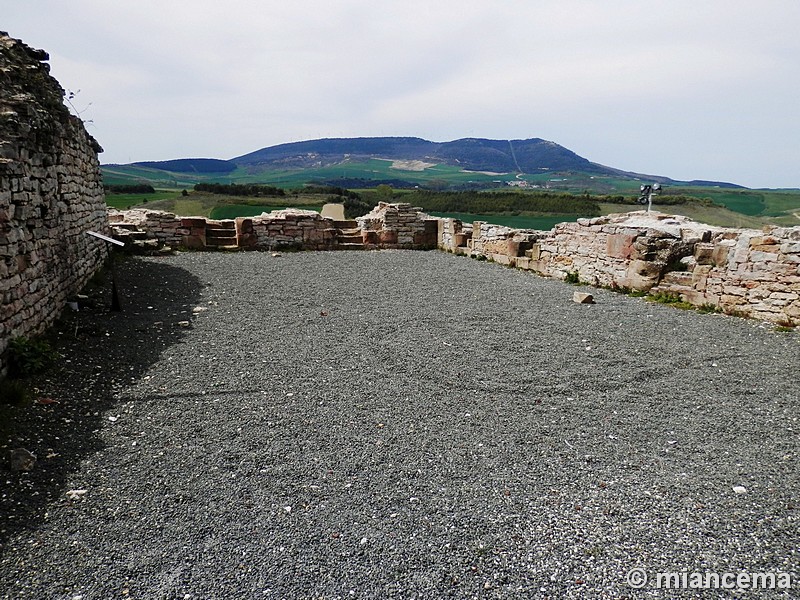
[0,250,798,600]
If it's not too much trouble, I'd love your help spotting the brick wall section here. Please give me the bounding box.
[438,211,800,325]
[1,33,109,373]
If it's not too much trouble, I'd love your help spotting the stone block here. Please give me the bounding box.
[712,242,733,266]
[181,235,205,249]
[694,242,715,265]
[516,256,531,270]
[380,230,398,244]
[573,292,594,304]
[622,259,663,290]
[606,233,637,259]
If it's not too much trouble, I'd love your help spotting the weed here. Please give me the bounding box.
[627,289,648,298]
[7,336,58,378]
[697,303,721,314]
[565,271,580,285]
[672,301,696,310]
[646,291,683,304]
[774,325,795,333]
[604,283,632,294]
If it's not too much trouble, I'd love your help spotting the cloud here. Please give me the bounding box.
[4,0,799,186]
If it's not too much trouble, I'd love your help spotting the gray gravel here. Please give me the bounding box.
[1,250,798,599]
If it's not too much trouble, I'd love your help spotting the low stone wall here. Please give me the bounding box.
[109,205,800,325]
[237,209,337,251]
[1,33,109,374]
[108,208,183,249]
[438,211,800,325]
[109,203,440,252]
[109,208,340,251]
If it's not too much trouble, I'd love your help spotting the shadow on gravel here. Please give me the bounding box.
[0,256,202,552]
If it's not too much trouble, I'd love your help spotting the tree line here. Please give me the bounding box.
[194,183,286,197]
[397,190,603,215]
[104,184,155,194]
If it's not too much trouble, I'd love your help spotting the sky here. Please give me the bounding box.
[4,0,800,188]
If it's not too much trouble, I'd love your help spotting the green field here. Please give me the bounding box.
[676,187,800,222]
[105,190,183,210]
[430,212,578,230]
[209,204,322,219]
[103,161,800,229]
[112,191,328,218]
[101,160,800,223]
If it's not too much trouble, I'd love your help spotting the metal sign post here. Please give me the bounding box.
[638,183,662,213]
[86,231,125,311]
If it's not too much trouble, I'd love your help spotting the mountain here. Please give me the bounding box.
[131,158,236,174]
[231,136,610,175]
[103,136,745,191]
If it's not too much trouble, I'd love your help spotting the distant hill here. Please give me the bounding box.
[103,136,747,193]
[131,158,236,174]
[101,136,800,225]
[232,136,612,176]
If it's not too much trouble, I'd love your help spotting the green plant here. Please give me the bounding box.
[646,291,683,304]
[672,301,696,310]
[7,336,58,378]
[697,303,721,314]
[627,289,648,297]
[565,271,580,284]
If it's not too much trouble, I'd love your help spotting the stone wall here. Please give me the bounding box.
[109,203,440,252]
[438,211,800,325]
[109,208,340,252]
[237,209,338,250]
[357,202,438,249]
[1,33,109,374]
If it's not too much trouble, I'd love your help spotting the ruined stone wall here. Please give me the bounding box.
[1,33,109,373]
[110,202,441,252]
[237,209,337,250]
[653,226,800,323]
[439,211,800,325]
[109,208,339,251]
[357,202,438,249]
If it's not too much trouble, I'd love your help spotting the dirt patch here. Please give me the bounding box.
[386,159,436,171]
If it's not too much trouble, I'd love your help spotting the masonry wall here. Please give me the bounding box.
[109,203,440,252]
[357,202,438,249]
[109,208,339,251]
[1,33,109,374]
[439,211,800,325]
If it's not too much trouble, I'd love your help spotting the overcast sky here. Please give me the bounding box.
[5,0,799,188]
